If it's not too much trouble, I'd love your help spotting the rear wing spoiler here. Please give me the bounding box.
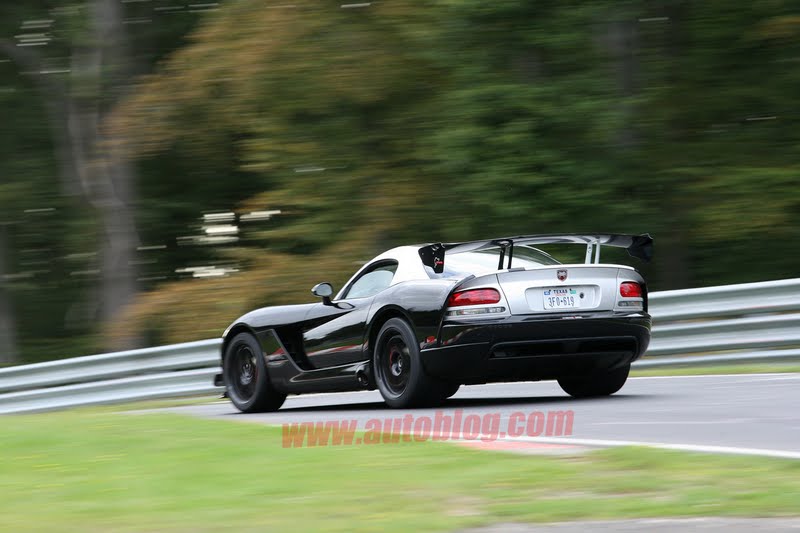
[418,233,653,274]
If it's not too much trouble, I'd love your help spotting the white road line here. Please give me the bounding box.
[589,418,755,426]
[488,435,800,460]
[629,372,798,380]
[747,375,800,381]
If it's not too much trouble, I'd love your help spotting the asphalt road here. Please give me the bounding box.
[166,373,800,458]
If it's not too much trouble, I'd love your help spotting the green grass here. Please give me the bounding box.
[1,410,799,532]
[109,395,225,411]
[631,362,800,377]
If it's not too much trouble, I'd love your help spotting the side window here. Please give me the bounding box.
[343,262,398,299]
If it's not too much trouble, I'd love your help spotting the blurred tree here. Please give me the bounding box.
[4,0,800,356]
[0,223,17,363]
[114,1,447,253]
[0,0,207,359]
[105,0,800,345]
[0,1,142,353]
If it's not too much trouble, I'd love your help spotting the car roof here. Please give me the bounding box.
[370,245,429,284]
[334,246,430,300]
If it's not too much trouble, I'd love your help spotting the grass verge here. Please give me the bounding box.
[631,362,800,377]
[1,410,799,532]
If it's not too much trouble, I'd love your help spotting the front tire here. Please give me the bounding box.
[558,364,630,398]
[374,318,444,408]
[224,332,286,412]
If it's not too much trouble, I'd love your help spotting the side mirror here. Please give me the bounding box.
[311,282,334,306]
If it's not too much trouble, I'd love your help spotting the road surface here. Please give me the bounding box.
[164,373,800,458]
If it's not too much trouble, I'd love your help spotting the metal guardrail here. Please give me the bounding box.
[647,277,800,321]
[643,277,800,365]
[0,339,220,394]
[1,278,799,413]
[0,368,219,415]
[0,340,222,414]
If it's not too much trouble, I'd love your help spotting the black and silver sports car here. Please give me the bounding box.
[215,234,653,412]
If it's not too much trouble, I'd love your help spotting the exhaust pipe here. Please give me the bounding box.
[356,366,370,388]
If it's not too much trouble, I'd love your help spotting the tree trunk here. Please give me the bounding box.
[659,0,692,289]
[1,0,142,351]
[96,146,140,331]
[0,224,18,364]
[86,0,141,337]
[604,18,639,149]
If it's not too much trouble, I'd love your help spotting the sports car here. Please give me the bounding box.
[215,233,653,412]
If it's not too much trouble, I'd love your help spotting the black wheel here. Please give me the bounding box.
[374,318,443,408]
[223,332,286,412]
[557,363,630,398]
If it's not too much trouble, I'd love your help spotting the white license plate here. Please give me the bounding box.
[543,288,580,310]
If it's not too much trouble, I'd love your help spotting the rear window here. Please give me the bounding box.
[426,245,560,278]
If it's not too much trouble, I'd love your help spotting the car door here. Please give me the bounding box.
[302,260,398,368]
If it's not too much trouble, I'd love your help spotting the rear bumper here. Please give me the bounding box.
[421,312,651,384]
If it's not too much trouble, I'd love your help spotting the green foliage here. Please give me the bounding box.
[0,1,210,359]
[109,0,800,343]
[4,1,800,355]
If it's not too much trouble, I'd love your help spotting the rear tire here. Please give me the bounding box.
[224,332,286,412]
[558,363,630,398]
[374,318,444,408]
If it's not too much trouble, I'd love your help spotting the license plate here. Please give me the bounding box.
[543,288,580,310]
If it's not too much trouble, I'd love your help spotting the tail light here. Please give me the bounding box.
[446,288,506,317]
[619,282,643,298]
[447,288,501,307]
